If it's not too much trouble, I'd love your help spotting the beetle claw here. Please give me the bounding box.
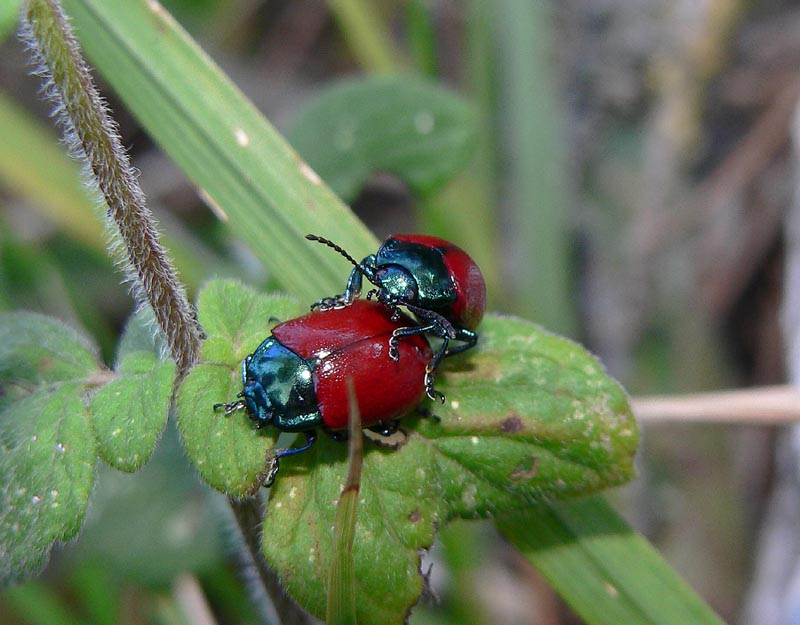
[424,369,446,404]
[261,456,280,488]
[311,295,351,311]
[388,336,400,362]
[214,399,246,416]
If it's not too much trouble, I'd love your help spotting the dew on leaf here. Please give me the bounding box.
[234,127,249,147]
[299,161,321,185]
[414,111,435,134]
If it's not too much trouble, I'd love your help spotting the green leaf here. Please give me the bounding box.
[288,76,479,201]
[0,313,99,586]
[181,281,637,623]
[497,496,727,625]
[62,0,378,304]
[89,351,175,472]
[265,438,440,625]
[0,383,97,587]
[262,316,636,624]
[0,311,178,586]
[419,316,637,516]
[0,312,99,394]
[75,426,226,587]
[175,281,302,497]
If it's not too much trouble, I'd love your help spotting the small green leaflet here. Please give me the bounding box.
[177,280,638,624]
[90,352,175,472]
[0,383,96,587]
[0,312,174,587]
[288,75,479,201]
[175,281,302,497]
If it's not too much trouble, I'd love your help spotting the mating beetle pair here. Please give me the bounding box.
[216,234,486,484]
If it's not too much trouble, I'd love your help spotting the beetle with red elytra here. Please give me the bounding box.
[306,234,486,401]
[215,299,432,485]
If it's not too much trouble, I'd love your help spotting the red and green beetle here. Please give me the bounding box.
[306,234,486,401]
[215,299,432,485]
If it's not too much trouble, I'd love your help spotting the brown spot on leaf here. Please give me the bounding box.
[408,509,421,523]
[38,356,54,374]
[364,428,408,449]
[510,457,540,481]
[499,416,524,433]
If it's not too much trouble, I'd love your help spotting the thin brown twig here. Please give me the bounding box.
[228,497,315,625]
[632,384,800,424]
[173,575,218,625]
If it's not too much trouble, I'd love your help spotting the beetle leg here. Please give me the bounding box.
[442,327,479,358]
[389,321,448,399]
[262,430,318,488]
[273,430,318,458]
[388,334,400,361]
[261,458,280,489]
[310,295,350,311]
[213,399,246,415]
[388,322,433,361]
[424,365,446,404]
[416,405,441,423]
[367,420,400,437]
[402,305,479,365]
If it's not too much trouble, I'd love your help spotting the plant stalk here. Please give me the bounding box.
[21,4,300,623]
[22,0,202,373]
[229,497,315,625]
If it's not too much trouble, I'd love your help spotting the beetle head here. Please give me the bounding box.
[374,264,418,303]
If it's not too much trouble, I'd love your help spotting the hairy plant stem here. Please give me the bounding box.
[22,2,302,622]
[23,0,202,373]
[229,497,315,625]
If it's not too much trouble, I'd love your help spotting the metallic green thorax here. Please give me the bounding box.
[370,240,456,308]
[240,337,322,431]
[376,240,455,307]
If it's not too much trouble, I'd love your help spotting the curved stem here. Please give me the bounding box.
[228,497,315,625]
[22,0,202,374]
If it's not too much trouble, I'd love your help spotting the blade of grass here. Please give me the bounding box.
[417,1,500,306]
[326,379,362,625]
[405,0,436,77]
[0,90,104,249]
[497,495,726,625]
[2,582,82,625]
[69,561,120,625]
[62,0,379,303]
[0,91,216,290]
[495,2,576,335]
[326,0,404,74]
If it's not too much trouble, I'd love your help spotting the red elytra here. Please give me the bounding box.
[390,234,486,331]
[272,299,431,430]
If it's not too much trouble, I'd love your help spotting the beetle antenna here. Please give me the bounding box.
[305,234,373,280]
